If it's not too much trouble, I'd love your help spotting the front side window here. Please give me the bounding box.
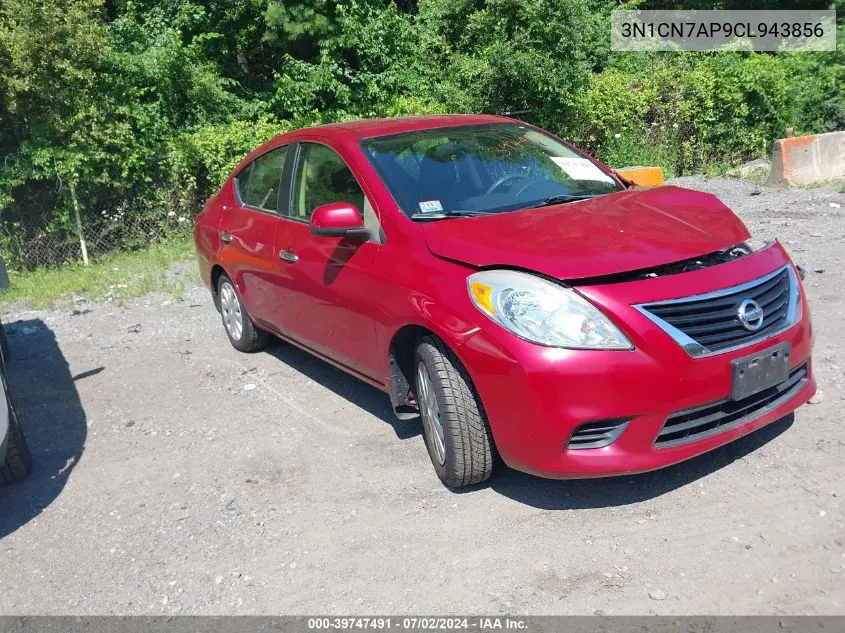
[234,145,288,212]
[361,123,624,218]
[292,143,365,221]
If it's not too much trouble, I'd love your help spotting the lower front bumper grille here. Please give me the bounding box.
[567,418,630,449]
[656,363,808,448]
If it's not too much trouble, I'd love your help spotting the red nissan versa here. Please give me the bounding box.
[194,114,815,488]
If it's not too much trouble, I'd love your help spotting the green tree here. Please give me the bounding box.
[414,0,593,133]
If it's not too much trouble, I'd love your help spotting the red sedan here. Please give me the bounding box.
[194,114,815,488]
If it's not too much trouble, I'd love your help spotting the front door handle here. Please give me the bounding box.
[279,249,299,263]
[219,232,233,243]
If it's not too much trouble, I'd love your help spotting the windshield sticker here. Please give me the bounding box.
[418,200,444,213]
[550,157,614,184]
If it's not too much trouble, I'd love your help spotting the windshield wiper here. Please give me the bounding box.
[409,210,490,221]
[530,194,596,208]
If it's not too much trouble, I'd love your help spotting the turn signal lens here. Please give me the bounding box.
[470,281,495,316]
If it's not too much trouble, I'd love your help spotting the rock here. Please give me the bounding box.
[809,390,823,404]
[727,158,770,180]
[243,383,257,391]
[742,158,771,178]
[649,589,667,601]
[829,202,841,208]
[214,575,223,584]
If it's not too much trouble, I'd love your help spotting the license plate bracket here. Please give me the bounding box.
[731,342,791,401]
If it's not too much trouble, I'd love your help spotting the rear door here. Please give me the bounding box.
[272,140,382,380]
[218,145,290,326]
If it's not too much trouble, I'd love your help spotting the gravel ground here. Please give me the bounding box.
[0,176,843,615]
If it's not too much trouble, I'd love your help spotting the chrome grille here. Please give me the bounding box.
[636,265,800,357]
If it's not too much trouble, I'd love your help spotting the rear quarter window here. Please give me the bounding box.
[234,146,289,212]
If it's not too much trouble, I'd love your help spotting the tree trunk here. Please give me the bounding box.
[69,182,89,266]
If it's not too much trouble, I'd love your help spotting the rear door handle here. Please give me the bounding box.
[279,249,299,263]
[219,232,233,244]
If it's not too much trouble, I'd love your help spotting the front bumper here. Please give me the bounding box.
[458,243,815,478]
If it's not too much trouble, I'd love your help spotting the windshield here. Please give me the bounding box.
[360,123,624,219]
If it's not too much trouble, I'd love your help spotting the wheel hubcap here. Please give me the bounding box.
[417,362,446,465]
[220,282,243,341]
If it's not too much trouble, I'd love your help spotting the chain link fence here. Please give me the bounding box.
[0,213,194,273]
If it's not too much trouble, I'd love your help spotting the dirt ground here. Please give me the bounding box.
[0,177,843,615]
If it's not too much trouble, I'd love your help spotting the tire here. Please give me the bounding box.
[0,322,9,362]
[414,335,495,488]
[217,274,268,353]
[1,388,32,485]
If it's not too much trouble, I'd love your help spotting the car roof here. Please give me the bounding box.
[235,114,524,176]
[306,114,516,139]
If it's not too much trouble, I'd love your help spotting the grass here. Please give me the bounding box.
[788,178,845,192]
[0,237,198,309]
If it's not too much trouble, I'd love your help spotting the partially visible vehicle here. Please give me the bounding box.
[0,320,32,484]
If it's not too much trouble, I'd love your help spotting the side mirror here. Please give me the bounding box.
[310,202,369,239]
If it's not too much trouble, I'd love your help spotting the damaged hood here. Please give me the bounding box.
[421,186,750,280]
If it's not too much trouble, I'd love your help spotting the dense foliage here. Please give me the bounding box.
[0,0,843,268]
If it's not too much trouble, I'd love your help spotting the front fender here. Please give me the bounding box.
[377,250,489,417]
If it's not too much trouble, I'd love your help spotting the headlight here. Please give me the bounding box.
[467,270,633,350]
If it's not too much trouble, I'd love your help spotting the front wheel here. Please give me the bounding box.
[414,336,495,488]
[1,390,32,485]
[0,321,9,362]
[217,274,268,353]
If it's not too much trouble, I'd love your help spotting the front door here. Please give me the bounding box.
[273,141,382,381]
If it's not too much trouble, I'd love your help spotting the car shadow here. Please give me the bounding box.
[0,319,89,539]
[476,413,795,509]
[264,338,795,506]
[264,339,421,440]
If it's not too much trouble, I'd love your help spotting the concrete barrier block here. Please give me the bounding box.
[766,131,845,186]
[616,166,664,186]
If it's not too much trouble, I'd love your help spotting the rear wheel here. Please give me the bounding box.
[414,336,495,488]
[217,274,268,353]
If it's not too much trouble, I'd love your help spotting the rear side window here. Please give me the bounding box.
[234,146,288,212]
